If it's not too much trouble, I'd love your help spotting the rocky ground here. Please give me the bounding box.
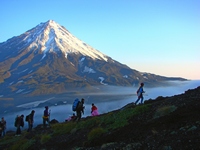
[0,86,200,150]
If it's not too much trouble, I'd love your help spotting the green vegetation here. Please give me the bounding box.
[40,134,52,144]
[0,104,150,149]
[87,127,106,141]
[52,104,150,137]
[154,105,177,118]
[52,121,76,135]
[7,138,35,150]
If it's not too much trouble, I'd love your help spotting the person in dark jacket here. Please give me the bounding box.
[76,98,85,122]
[135,83,145,105]
[43,106,50,128]
[15,115,24,136]
[27,110,35,132]
[1,117,6,137]
[0,121,2,137]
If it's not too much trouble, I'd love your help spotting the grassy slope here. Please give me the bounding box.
[0,86,200,150]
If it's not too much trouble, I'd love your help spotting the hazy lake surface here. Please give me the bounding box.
[1,80,199,131]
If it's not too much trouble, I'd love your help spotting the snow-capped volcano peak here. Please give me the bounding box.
[22,20,108,61]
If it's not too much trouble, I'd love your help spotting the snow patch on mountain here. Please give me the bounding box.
[123,75,128,78]
[79,57,85,67]
[17,80,23,84]
[98,77,108,85]
[83,66,96,73]
[9,82,14,85]
[65,53,68,59]
[16,89,25,94]
[21,20,108,62]
[41,53,46,60]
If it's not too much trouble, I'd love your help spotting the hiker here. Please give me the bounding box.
[27,110,35,132]
[15,115,24,136]
[91,103,99,116]
[0,120,2,137]
[76,98,85,122]
[1,117,6,137]
[43,106,50,128]
[65,113,77,122]
[135,83,145,105]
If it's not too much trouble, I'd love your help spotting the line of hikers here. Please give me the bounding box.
[14,110,35,136]
[1,83,145,136]
[13,100,100,136]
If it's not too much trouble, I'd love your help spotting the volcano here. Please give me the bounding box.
[0,20,186,98]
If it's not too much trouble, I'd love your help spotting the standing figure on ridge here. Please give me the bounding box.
[43,106,50,128]
[76,98,85,122]
[15,115,24,136]
[1,117,6,137]
[135,83,145,105]
[27,110,35,132]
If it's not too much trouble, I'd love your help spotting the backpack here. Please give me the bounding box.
[25,115,29,122]
[72,98,80,111]
[137,87,141,96]
[14,116,20,127]
[14,117,17,127]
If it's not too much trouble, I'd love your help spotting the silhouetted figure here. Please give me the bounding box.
[135,83,145,105]
[15,115,24,136]
[76,98,85,122]
[43,106,50,128]
[1,117,6,137]
[27,110,35,132]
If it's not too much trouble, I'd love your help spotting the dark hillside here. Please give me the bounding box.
[0,86,200,150]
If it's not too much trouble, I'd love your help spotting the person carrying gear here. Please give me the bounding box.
[135,83,145,105]
[43,106,50,128]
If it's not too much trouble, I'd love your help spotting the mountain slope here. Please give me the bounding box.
[0,20,186,98]
[0,86,199,149]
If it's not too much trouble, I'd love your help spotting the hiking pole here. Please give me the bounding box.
[49,109,51,121]
[48,109,51,127]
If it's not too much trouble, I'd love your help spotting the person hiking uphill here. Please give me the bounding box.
[27,110,35,132]
[76,98,85,122]
[135,83,145,105]
[1,117,6,137]
[15,115,24,136]
[43,106,50,128]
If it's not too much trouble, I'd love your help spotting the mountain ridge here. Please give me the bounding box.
[0,20,186,98]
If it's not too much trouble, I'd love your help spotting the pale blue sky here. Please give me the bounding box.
[0,0,199,79]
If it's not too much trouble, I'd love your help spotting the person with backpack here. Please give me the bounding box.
[135,83,145,105]
[76,98,85,122]
[1,117,6,137]
[27,110,35,132]
[0,120,2,137]
[43,106,50,128]
[15,115,24,136]
[91,103,99,116]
